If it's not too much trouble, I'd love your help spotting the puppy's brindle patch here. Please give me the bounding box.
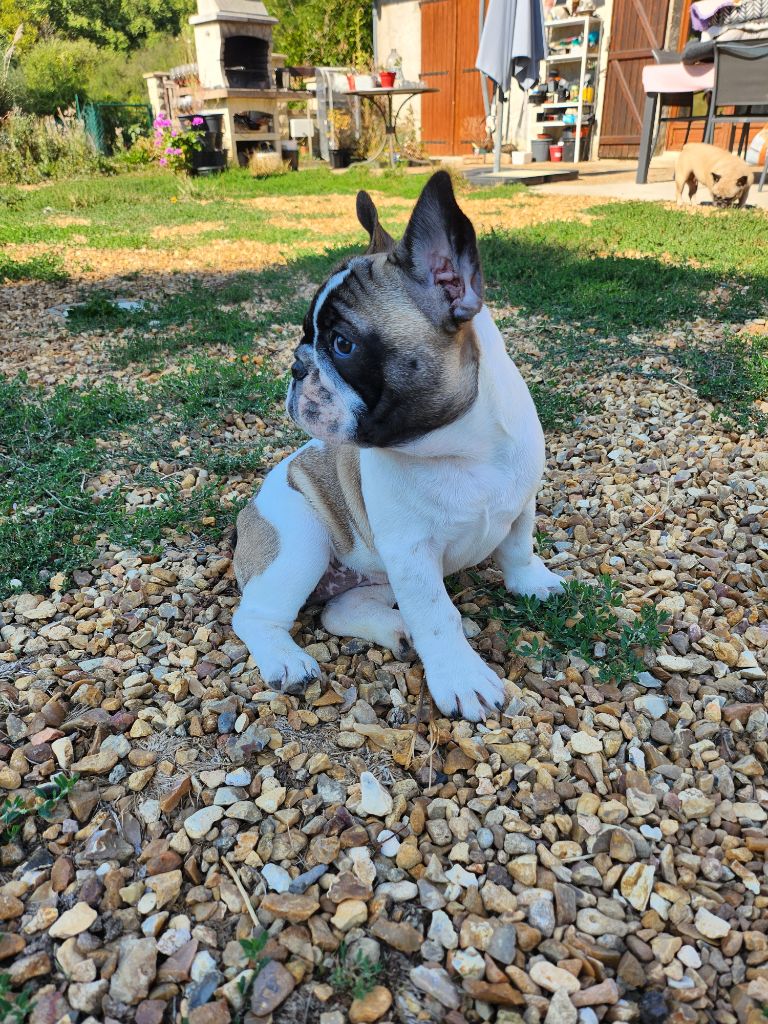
[287,444,374,555]
[233,502,280,589]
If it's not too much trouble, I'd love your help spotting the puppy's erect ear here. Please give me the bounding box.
[356,190,395,254]
[395,170,482,328]
[737,175,749,187]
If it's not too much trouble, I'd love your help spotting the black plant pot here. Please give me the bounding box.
[191,149,228,174]
[328,148,351,169]
[180,113,224,134]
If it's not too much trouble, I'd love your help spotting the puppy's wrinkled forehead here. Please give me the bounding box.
[305,252,428,350]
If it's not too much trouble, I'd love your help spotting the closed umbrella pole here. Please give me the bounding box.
[476,0,547,173]
[493,88,504,173]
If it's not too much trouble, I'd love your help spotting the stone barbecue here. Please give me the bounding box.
[145,0,303,166]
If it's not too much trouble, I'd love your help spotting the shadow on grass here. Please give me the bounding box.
[482,229,768,334]
[4,201,768,593]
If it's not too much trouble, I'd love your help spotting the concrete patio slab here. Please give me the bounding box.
[527,155,768,209]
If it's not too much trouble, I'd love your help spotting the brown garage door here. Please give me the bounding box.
[599,0,671,158]
[421,0,489,155]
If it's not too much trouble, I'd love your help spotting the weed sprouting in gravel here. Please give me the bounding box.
[0,973,34,1024]
[329,941,383,1000]
[236,931,271,1019]
[64,292,139,332]
[0,772,78,845]
[673,329,768,436]
[480,575,668,685]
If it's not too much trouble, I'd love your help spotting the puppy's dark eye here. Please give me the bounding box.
[712,173,721,183]
[332,335,357,357]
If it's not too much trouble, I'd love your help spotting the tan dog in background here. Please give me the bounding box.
[675,142,752,208]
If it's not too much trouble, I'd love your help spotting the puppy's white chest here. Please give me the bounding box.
[426,457,527,569]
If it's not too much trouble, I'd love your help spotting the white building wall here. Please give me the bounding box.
[374,0,422,128]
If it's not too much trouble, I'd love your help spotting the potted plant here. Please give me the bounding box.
[152,112,205,174]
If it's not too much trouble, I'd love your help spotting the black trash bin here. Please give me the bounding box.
[281,140,299,171]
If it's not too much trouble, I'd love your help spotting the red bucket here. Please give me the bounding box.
[549,144,563,162]
[379,71,396,88]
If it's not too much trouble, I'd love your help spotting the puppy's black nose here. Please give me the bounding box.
[291,358,308,381]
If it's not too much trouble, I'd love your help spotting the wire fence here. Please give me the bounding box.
[76,98,153,155]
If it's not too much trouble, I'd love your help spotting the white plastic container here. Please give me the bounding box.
[512,150,533,165]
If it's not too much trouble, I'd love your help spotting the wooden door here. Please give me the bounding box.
[665,0,766,149]
[599,0,671,157]
[421,0,488,155]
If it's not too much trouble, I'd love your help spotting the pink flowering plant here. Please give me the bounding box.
[152,112,205,172]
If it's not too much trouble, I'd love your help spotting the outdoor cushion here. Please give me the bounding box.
[642,62,716,94]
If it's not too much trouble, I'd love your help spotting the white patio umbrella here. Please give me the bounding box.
[476,0,547,173]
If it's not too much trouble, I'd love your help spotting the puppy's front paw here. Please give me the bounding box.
[427,651,507,722]
[258,643,321,696]
[505,557,564,601]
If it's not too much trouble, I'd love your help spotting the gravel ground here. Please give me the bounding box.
[1,189,767,1024]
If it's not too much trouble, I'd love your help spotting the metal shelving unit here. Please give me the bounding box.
[534,15,603,163]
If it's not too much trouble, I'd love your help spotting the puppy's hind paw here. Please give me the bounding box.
[505,557,564,601]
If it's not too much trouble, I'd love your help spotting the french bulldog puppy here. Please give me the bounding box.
[232,172,562,721]
[675,142,751,208]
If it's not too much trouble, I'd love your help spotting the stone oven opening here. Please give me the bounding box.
[223,36,270,89]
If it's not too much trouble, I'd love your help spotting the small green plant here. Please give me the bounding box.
[481,575,668,685]
[329,940,382,1000]
[236,930,270,1015]
[534,529,553,555]
[0,973,34,1024]
[0,772,79,844]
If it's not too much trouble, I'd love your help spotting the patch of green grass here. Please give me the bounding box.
[529,382,586,432]
[479,575,668,685]
[329,940,383,1001]
[0,167,432,252]
[483,231,767,336]
[64,291,139,332]
[674,330,768,435]
[1,772,78,844]
[0,251,67,283]
[0,360,284,595]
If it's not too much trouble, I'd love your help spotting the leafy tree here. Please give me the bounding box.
[18,36,97,111]
[86,32,192,103]
[15,0,195,51]
[0,1,35,50]
[268,0,372,69]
